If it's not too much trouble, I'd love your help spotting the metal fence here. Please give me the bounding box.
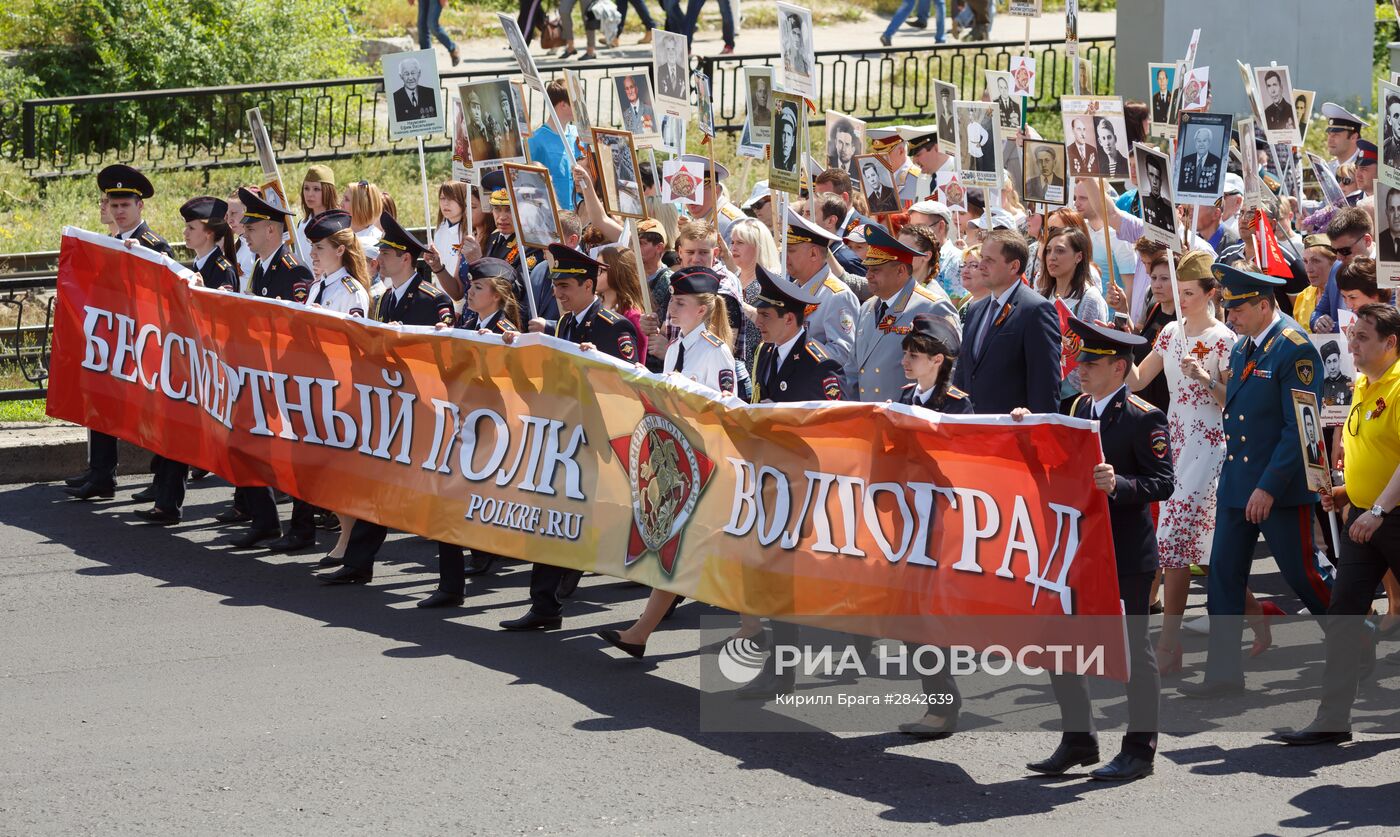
[5,37,1114,180]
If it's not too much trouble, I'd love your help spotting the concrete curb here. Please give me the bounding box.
[0,422,152,485]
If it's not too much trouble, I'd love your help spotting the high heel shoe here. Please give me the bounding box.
[1155,644,1182,675]
[1250,601,1286,657]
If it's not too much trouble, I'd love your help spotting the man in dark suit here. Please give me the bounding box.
[1151,68,1172,124]
[1139,157,1175,232]
[1379,186,1400,262]
[1024,145,1065,204]
[861,159,898,215]
[1066,115,1098,178]
[1026,317,1172,782]
[497,244,641,631]
[655,33,687,101]
[391,57,436,123]
[952,230,1060,414]
[1178,125,1222,194]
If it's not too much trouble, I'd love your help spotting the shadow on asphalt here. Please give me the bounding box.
[6,479,1399,829]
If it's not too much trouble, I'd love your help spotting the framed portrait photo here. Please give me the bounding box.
[1147,63,1178,137]
[855,154,900,216]
[1132,142,1182,250]
[1254,65,1300,146]
[1060,96,1129,181]
[745,67,775,147]
[615,72,661,148]
[955,100,1000,188]
[776,2,816,99]
[653,29,691,112]
[502,162,561,250]
[1174,111,1233,205]
[1291,389,1333,494]
[592,128,647,221]
[1022,140,1067,206]
[461,79,526,167]
[985,70,1021,131]
[768,91,806,195]
[497,12,544,93]
[383,48,442,140]
[824,110,867,180]
[934,80,959,155]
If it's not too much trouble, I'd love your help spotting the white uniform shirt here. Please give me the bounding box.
[308,267,370,317]
[664,325,737,395]
[433,220,462,279]
[293,217,314,266]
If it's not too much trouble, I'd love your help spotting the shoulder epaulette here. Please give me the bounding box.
[823,276,849,295]
[281,252,297,268]
[720,203,743,220]
[595,307,621,324]
[900,382,916,391]
[805,341,829,362]
[946,385,968,400]
[1126,393,1156,413]
[702,329,723,347]
[1071,393,1092,416]
[214,256,232,272]
[1283,327,1307,346]
[138,231,161,246]
[912,284,944,302]
[339,275,358,292]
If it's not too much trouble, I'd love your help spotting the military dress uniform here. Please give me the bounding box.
[899,382,972,412]
[663,268,738,396]
[1028,318,1172,782]
[738,267,849,699]
[850,224,959,401]
[303,210,370,318]
[66,165,173,501]
[322,214,464,600]
[786,208,858,378]
[195,246,238,290]
[1187,266,1332,695]
[501,245,642,629]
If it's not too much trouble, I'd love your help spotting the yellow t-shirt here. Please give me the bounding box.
[1344,358,1400,510]
[1292,285,1319,334]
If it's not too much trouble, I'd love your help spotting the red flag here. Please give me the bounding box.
[1256,211,1294,280]
[1056,298,1080,379]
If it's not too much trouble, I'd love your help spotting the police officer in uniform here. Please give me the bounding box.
[320,212,465,607]
[852,224,958,402]
[895,314,972,414]
[736,266,847,699]
[225,187,319,549]
[455,257,522,336]
[499,244,641,631]
[1026,317,1172,782]
[1180,265,1332,698]
[182,196,239,290]
[65,164,174,501]
[479,170,544,305]
[304,210,370,318]
[784,208,859,382]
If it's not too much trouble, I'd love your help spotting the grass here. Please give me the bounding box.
[0,398,51,423]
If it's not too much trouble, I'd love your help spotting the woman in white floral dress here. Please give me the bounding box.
[1130,253,1275,672]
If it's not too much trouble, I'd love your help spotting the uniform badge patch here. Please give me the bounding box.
[822,375,842,400]
[717,368,736,395]
[618,332,637,361]
[1296,359,1314,386]
[839,311,855,334]
[779,381,788,392]
[1150,428,1169,459]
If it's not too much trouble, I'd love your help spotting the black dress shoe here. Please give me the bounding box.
[417,590,465,608]
[662,596,686,620]
[1178,679,1246,699]
[317,554,344,568]
[897,718,956,740]
[131,486,156,503]
[229,528,280,549]
[735,670,794,700]
[189,468,210,480]
[597,629,646,658]
[65,481,115,500]
[319,566,373,585]
[134,507,182,525]
[1090,752,1154,781]
[63,471,93,488]
[1026,741,1100,775]
[556,571,582,598]
[499,610,563,631]
[214,508,251,524]
[266,534,315,553]
[462,553,497,577]
[1279,723,1353,746]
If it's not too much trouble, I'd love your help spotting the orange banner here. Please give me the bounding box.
[48,231,1126,671]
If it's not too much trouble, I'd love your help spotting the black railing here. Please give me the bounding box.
[0,271,55,402]
[10,37,1114,179]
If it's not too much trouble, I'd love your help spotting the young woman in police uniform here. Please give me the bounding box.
[597,266,738,658]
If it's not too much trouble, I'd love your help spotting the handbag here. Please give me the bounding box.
[539,11,565,49]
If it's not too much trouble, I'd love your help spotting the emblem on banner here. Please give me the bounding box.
[610,397,716,575]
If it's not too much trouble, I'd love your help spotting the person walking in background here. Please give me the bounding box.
[615,1,659,48]
[881,0,947,46]
[408,0,460,66]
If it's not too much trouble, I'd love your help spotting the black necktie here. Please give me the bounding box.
[675,340,686,372]
[251,261,264,289]
[560,314,575,343]
[875,300,888,323]
[311,281,324,305]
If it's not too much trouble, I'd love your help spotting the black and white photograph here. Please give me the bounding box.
[1380,80,1400,190]
[1133,143,1181,249]
[592,128,645,221]
[660,113,686,156]
[503,162,561,250]
[1311,331,1356,425]
[653,29,690,111]
[509,81,531,140]
[1236,116,1262,204]
[564,70,593,142]
[955,101,999,188]
[450,93,470,182]
[695,72,714,139]
[768,90,805,194]
[614,73,660,147]
[776,2,816,99]
[1307,151,1347,206]
[1060,96,1128,180]
[1173,111,1233,204]
[1254,65,1299,145]
[1294,87,1315,141]
[1148,63,1177,136]
[245,106,278,180]
[825,110,866,180]
[1292,391,1331,494]
[1376,184,1400,287]
[746,68,775,146]
[856,154,900,215]
[461,79,525,166]
[1022,140,1066,206]
[384,49,441,140]
[935,80,958,154]
[497,12,544,93]
[986,71,1021,130]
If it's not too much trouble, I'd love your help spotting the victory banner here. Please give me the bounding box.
[48,231,1128,675]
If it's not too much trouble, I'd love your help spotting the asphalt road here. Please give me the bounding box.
[2,476,1398,835]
